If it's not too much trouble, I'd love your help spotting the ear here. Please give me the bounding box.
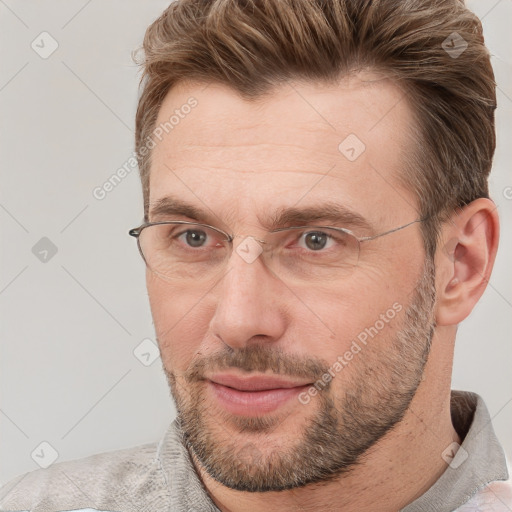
[434,198,499,326]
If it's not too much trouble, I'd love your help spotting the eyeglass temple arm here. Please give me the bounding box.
[358,218,425,242]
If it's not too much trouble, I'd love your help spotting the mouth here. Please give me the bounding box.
[206,373,313,416]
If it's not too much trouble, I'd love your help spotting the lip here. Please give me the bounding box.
[207,373,312,416]
[209,373,311,391]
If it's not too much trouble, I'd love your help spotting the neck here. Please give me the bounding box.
[194,334,460,512]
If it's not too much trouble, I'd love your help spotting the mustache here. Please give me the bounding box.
[184,345,330,384]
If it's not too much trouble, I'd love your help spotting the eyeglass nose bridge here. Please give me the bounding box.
[231,233,267,246]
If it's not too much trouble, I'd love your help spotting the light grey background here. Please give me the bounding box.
[1,0,510,486]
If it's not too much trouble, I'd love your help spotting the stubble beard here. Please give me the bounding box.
[163,260,436,492]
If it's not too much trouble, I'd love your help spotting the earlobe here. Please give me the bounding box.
[434,199,499,327]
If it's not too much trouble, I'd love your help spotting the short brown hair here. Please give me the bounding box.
[134,0,496,257]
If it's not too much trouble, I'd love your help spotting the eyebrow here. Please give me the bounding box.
[263,204,373,232]
[148,196,373,233]
[149,197,218,224]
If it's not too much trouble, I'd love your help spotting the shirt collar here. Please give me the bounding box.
[402,390,509,512]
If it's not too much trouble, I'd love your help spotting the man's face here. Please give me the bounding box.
[146,76,436,491]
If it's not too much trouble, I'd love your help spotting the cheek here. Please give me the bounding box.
[295,274,408,362]
[304,297,407,403]
[147,273,213,371]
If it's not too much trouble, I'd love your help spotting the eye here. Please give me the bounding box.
[179,228,209,248]
[297,230,334,251]
[175,227,229,250]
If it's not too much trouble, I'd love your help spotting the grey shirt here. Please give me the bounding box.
[1,390,510,512]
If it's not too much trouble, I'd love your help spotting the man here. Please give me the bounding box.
[1,0,510,510]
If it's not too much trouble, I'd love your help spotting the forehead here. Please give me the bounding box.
[148,74,419,229]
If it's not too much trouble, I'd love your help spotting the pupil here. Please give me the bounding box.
[305,232,327,250]
[186,230,207,247]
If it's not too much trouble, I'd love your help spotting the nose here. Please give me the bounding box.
[208,240,287,350]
